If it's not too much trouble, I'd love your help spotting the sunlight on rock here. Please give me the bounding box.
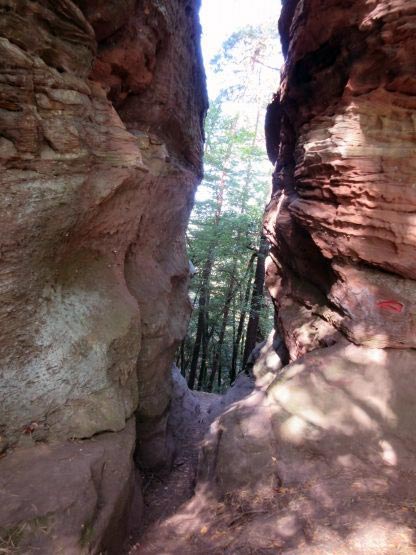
[275,514,299,538]
[164,484,213,535]
[364,394,397,426]
[337,454,360,468]
[379,439,397,466]
[348,520,414,554]
[279,415,308,443]
[368,349,387,364]
[350,477,389,494]
[351,405,377,430]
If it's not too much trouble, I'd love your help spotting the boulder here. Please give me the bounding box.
[0,419,142,555]
[199,343,416,553]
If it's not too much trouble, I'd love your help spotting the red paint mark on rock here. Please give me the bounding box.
[377,300,404,313]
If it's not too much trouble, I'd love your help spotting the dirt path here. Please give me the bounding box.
[125,369,416,555]
[128,391,219,554]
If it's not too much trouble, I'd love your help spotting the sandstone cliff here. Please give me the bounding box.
[265,0,416,360]
[2,0,416,553]
[0,1,206,552]
[195,1,416,553]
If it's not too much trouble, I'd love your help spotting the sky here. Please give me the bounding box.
[200,0,281,97]
[195,0,282,203]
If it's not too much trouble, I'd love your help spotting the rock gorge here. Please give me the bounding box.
[1,0,416,554]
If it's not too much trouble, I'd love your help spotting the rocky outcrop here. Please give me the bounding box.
[196,1,416,553]
[192,342,416,554]
[0,0,206,550]
[81,0,207,469]
[120,344,416,554]
[0,419,141,555]
[265,0,416,358]
[0,0,206,454]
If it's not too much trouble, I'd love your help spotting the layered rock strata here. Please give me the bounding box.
[265,0,416,359]
[0,0,206,551]
[199,1,416,553]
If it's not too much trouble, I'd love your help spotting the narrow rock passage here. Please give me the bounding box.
[126,374,272,555]
[126,350,416,555]
[129,386,220,554]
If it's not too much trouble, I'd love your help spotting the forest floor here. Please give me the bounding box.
[128,391,219,555]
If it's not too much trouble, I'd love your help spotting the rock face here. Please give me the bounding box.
[0,0,206,453]
[0,419,141,555]
[265,0,416,359]
[198,1,416,553]
[0,0,206,550]
[197,343,416,554]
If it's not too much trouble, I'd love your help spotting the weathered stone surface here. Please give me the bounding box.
[0,0,207,467]
[200,386,277,495]
[329,262,416,349]
[199,343,416,554]
[132,343,416,555]
[0,3,143,445]
[264,191,341,359]
[74,0,136,42]
[265,0,416,353]
[87,0,207,172]
[168,366,202,442]
[0,419,142,555]
[199,335,283,495]
[80,0,207,465]
[0,0,206,549]
[207,373,255,422]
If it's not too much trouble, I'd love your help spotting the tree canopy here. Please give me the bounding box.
[180,23,281,391]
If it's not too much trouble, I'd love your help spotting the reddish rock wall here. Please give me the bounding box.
[195,3,416,554]
[265,0,416,360]
[0,0,206,551]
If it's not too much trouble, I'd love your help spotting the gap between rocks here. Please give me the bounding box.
[127,368,221,553]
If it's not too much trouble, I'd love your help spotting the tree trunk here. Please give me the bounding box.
[178,340,186,376]
[230,255,255,382]
[197,318,209,389]
[187,301,205,389]
[208,269,236,391]
[242,235,268,370]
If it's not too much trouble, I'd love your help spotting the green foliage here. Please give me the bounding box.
[181,23,280,391]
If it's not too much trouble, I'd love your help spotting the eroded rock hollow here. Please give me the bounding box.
[0,0,206,552]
